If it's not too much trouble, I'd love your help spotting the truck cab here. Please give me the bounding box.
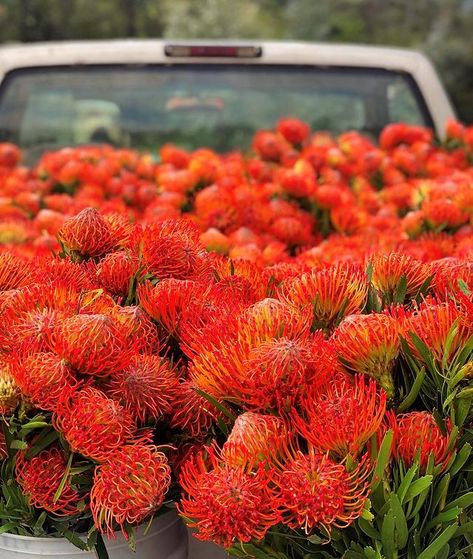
[0,40,456,159]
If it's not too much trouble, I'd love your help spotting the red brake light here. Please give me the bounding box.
[164,45,262,58]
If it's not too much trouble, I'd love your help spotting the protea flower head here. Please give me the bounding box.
[222,412,290,468]
[295,375,387,458]
[50,313,136,376]
[370,252,431,303]
[402,299,471,365]
[178,446,280,548]
[90,443,171,537]
[332,313,400,396]
[281,264,368,331]
[390,411,452,472]
[140,219,208,280]
[0,251,36,290]
[137,279,201,336]
[107,354,178,424]
[0,362,20,415]
[15,447,80,516]
[239,332,335,412]
[169,379,220,438]
[277,117,310,145]
[57,208,114,258]
[272,447,371,534]
[95,251,141,298]
[53,387,136,462]
[9,349,78,411]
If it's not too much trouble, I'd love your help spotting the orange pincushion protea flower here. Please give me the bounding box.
[281,264,368,330]
[222,412,289,468]
[95,251,141,298]
[272,447,371,534]
[239,332,335,413]
[9,350,78,411]
[53,387,136,462]
[137,279,202,336]
[0,252,36,290]
[390,411,452,472]
[57,208,114,258]
[370,252,431,302]
[15,447,80,516]
[402,300,471,365]
[51,313,136,376]
[422,199,468,229]
[169,379,220,438]
[140,219,208,280]
[332,313,400,396]
[295,375,386,458]
[90,444,171,537]
[0,362,20,415]
[107,354,178,424]
[277,117,310,145]
[179,447,280,548]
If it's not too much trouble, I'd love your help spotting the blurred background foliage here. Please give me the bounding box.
[0,0,472,122]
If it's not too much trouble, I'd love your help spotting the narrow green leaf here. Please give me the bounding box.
[390,494,408,549]
[416,523,458,559]
[381,509,396,559]
[424,507,461,533]
[397,368,425,412]
[94,533,110,559]
[403,476,433,504]
[194,388,236,422]
[10,440,27,450]
[397,463,418,504]
[372,430,393,490]
[444,492,473,512]
[394,275,408,304]
[53,452,73,504]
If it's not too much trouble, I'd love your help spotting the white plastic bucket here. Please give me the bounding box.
[0,509,188,558]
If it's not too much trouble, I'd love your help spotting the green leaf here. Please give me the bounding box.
[63,529,89,551]
[444,492,473,511]
[53,452,73,504]
[390,494,408,549]
[357,517,381,540]
[26,428,59,458]
[394,275,408,304]
[442,322,459,371]
[424,507,461,533]
[381,509,396,559]
[10,440,27,450]
[397,463,418,504]
[94,532,110,559]
[403,476,433,504]
[397,368,425,412]
[416,523,458,559]
[372,430,393,490]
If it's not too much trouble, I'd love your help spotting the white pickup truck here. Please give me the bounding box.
[0,39,456,159]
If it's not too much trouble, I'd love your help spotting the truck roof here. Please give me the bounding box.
[0,39,435,72]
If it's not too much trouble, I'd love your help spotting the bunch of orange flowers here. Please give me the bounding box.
[0,118,471,557]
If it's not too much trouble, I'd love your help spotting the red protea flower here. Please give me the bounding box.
[111,305,162,353]
[15,447,80,516]
[0,363,20,415]
[53,387,136,461]
[107,354,178,424]
[190,298,312,402]
[0,252,36,290]
[402,300,471,365]
[51,313,135,376]
[238,332,335,413]
[179,447,280,548]
[102,213,135,250]
[9,350,78,411]
[169,379,220,438]
[90,443,171,537]
[422,199,468,230]
[295,375,387,458]
[272,447,371,534]
[370,252,432,303]
[277,117,310,146]
[57,208,114,258]
[96,251,141,298]
[137,279,202,336]
[281,264,368,331]
[390,411,452,472]
[332,313,400,396]
[252,130,288,162]
[140,219,208,280]
[222,412,289,468]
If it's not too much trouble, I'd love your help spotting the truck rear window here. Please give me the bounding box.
[0,64,433,156]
